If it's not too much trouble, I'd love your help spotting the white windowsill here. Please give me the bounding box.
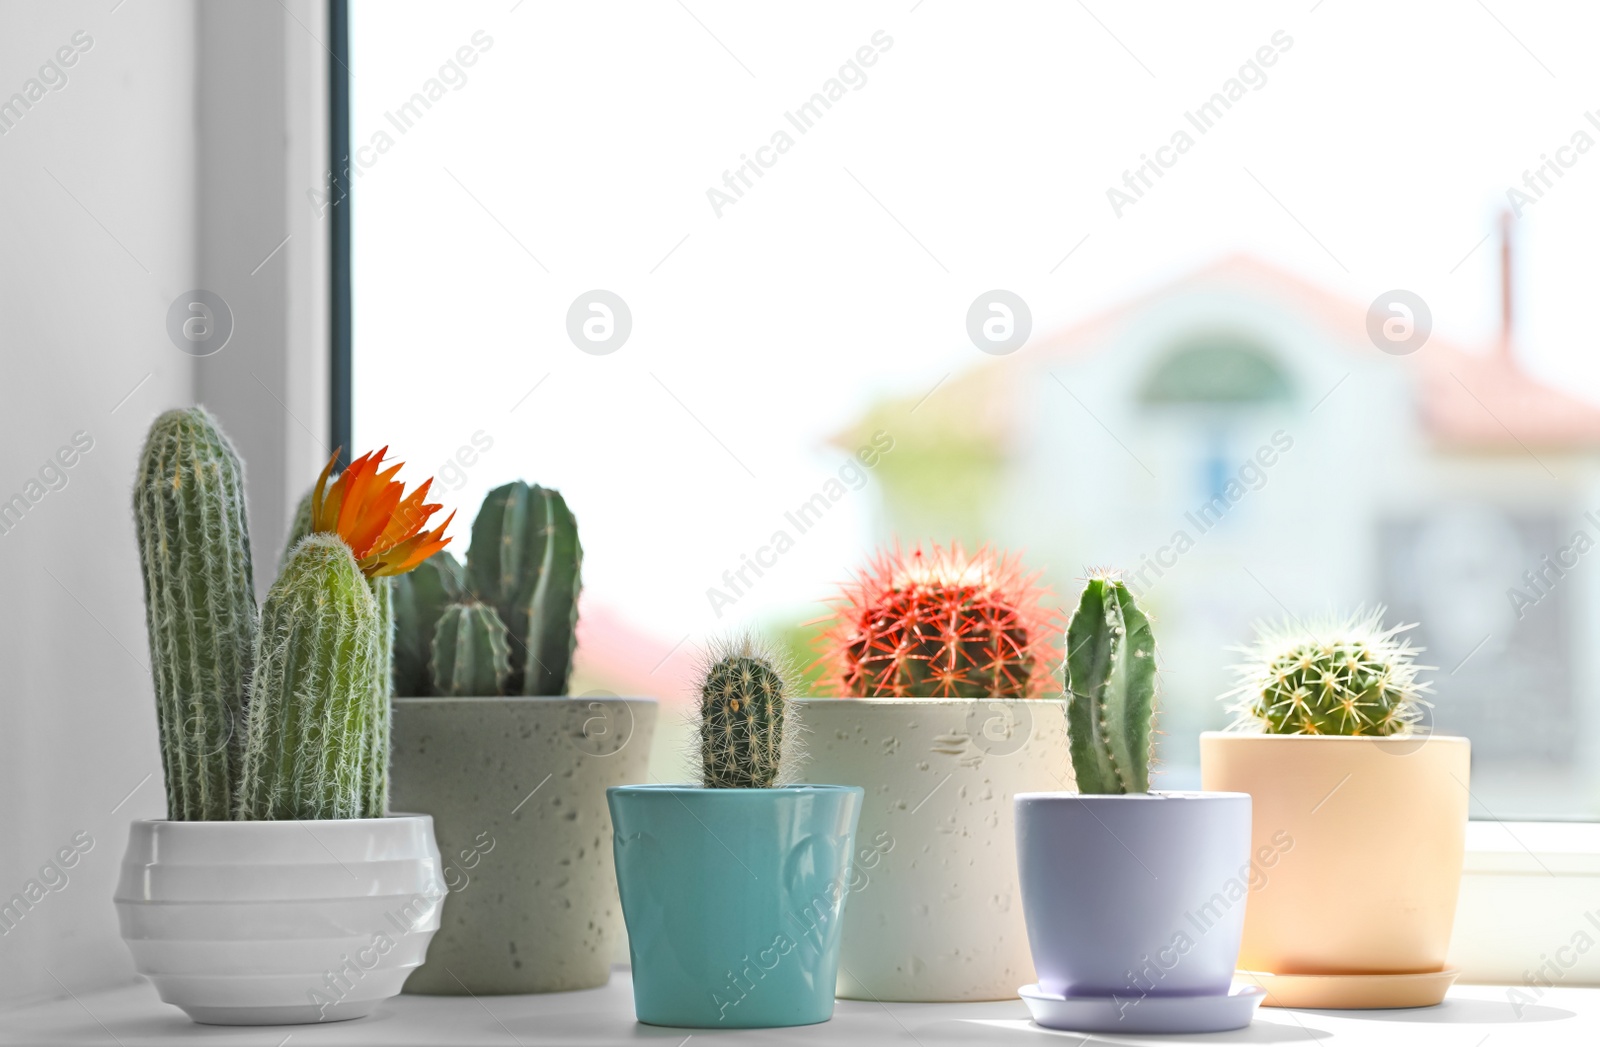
[5,971,1596,1046]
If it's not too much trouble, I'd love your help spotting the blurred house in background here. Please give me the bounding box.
[839,240,1600,813]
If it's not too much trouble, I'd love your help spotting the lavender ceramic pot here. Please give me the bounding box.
[1015,792,1253,1000]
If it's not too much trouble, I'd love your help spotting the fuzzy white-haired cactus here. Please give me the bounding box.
[134,407,258,821]
[1224,608,1433,736]
[695,635,799,789]
[236,534,385,819]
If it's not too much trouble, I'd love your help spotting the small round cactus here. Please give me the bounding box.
[696,636,796,789]
[819,543,1058,699]
[1224,609,1433,736]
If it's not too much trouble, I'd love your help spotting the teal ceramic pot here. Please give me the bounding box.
[608,784,864,1028]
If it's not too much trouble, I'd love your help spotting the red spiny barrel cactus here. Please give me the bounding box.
[820,543,1059,699]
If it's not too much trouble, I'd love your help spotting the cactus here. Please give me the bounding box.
[431,601,513,697]
[1064,574,1157,795]
[134,407,258,821]
[467,482,582,696]
[696,636,795,789]
[392,551,467,696]
[236,535,384,820]
[820,542,1057,699]
[1224,609,1432,736]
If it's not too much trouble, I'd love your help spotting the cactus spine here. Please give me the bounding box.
[468,482,582,696]
[134,407,258,821]
[1225,609,1432,736]
[392,552,466,697]
[696,636,794,789]
[236,534,384,820]
[431,601,513,697]
[1064,574,1156,795]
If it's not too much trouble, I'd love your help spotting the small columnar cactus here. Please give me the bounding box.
[392,552,467,696]
[431,601,513,697]
[134,407,258,821]
[1224,609,1432,736]
[468,482,582,696]
[236,534,384,820]
[820,543,1058,699]
[696,636,796,789]
[1064,574,1158,794]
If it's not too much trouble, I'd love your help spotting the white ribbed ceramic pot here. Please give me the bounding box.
[114,816,445,1025]
[793,698,1071,1001]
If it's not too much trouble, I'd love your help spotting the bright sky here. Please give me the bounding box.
[351,0,1600,648]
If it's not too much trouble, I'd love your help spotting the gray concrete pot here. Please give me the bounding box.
[390,696,657,995]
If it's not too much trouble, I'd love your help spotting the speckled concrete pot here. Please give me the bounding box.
[792,698,1071,1002]
[390,696,657,995]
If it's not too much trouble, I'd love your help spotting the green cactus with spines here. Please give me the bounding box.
[431,601,513,698]
[235,534,384,820]
[468,482,582,696]
[134,407,258,821]
[1225,609,1432,736]
[696,636,795,789]
[392,551,467,696]
[1064,574,1157,795]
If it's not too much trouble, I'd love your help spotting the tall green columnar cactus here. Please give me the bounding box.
[467,482,582,696]
[236,534,383,820]
[134,407,258,821]
[697,636,794,789]
[1064,574,1157,795]
[431,601,513,697]
[392,551,466,696]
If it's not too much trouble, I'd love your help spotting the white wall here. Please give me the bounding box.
[0,0,327,1007]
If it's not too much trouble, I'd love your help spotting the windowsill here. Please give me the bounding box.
[1465,819,1600,875]
[7,971,1596,1045]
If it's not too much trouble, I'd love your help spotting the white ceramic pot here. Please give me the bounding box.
[793,698,1071,1001]
[390,696,658,994]
[114,816,445,1025]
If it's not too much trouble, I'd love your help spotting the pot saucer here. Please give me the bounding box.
[1235,968,1459,1009]
[1019,983,1265,1034]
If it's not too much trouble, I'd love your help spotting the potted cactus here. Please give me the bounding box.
[1014,573,1261,1034]
[609,637,863,1028]
[792,542,1068,1002]
[1200,610,1469,1009]
[116,408,451,1025]
[381,482,657,994]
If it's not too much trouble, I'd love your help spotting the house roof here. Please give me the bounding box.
[939,254,1600,453]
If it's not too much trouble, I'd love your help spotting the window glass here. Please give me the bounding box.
[353,1,1600,817]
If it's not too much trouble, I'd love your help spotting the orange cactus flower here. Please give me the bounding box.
[310,447,454,577]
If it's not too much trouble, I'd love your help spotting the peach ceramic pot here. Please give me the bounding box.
[1199,732,1470,1008]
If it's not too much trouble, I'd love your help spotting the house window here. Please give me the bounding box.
[1138,337,1294,406]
